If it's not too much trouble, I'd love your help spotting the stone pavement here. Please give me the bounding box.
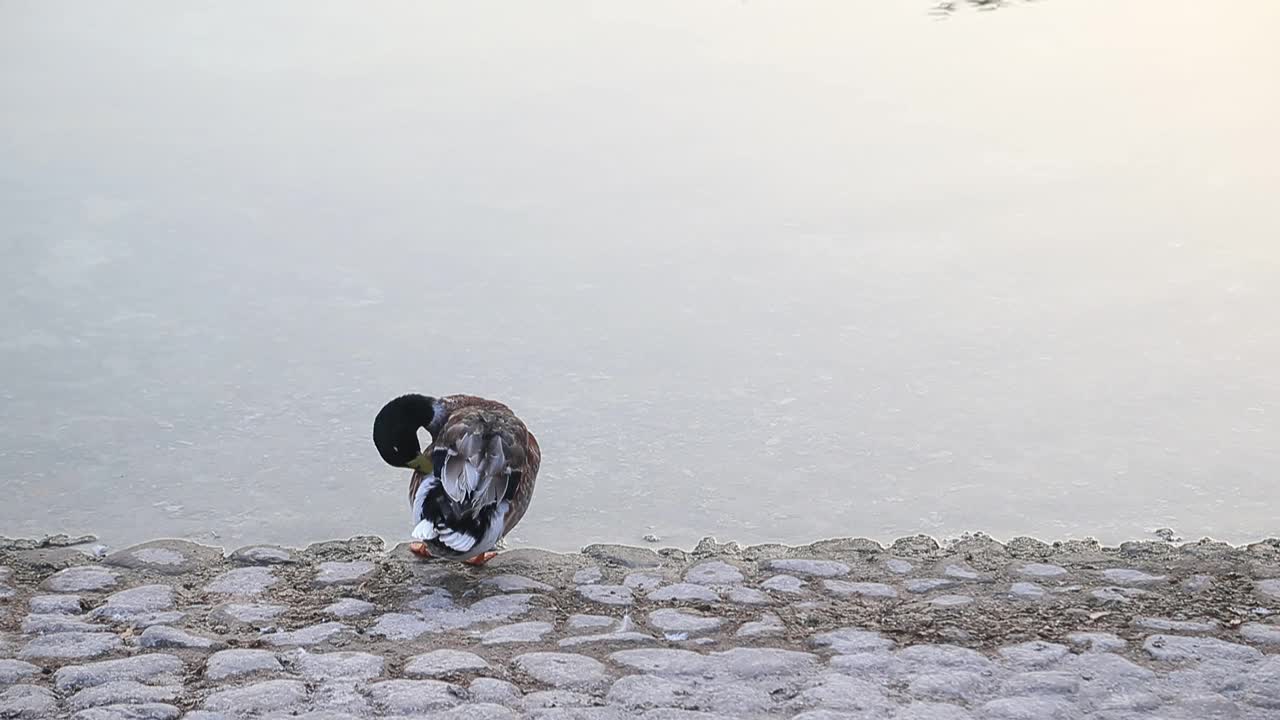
[2,533,1279,719]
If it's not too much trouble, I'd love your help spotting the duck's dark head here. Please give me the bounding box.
[373,393,438,473]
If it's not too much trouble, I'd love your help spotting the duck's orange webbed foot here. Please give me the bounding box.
[409,542,433,559]
[464,551,498,566]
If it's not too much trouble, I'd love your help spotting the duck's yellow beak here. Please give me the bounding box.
[405,454,434,475]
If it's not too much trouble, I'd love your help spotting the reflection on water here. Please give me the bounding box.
[1,0,1277,552]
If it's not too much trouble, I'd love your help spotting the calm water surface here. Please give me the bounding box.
[2,1,1278,552]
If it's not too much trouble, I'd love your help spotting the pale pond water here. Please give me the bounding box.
[2,1,1277,552]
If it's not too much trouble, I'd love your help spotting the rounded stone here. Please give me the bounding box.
[105,540,220,575]
[29,594,84,614]
[324,598,376,618]
[1017,563,1068,578]
[906,578,956,594]
[205,649,282,681]
[405,649,490,677]
[0,685,57,719]
[0,659,40,684]
[1241,622,1280,646]
[647,583,718,602]
[204,567,278,596]
[90,585,174,622]
[567,614,615,632]
[886,559,914,574]
[767,559,850,577]
[928,595,974,607]
[481,621,554,645]
[54,654,184,692]
[365,679,469,714]
[514,652,610,691]
[68,680,180,710]
[481,575,553,593]
[20,631,121,659]
[648,609,723,635]
[810,628,895,654]
[726,586,771,605]
[1257,579,1280,599]
[761,574,805,593]
[290,650,385,680]
[228,545,296,565]
[1065,632,1126,652]
[577,584,633,606]
[1102,568,1167,586]
[622,573,663,591]
[1142,634,1263,663]
[138,625,223,650]
[685,561,744,585]
[313,561,376,587]
[202,680,307,715]
[572,567,603,585]
[40,566,119,593]
[998,641,1070,669]
[1009,582,1047,600]
[824,580,898,599]
[261,621,348,646]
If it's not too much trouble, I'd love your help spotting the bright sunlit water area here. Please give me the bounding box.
[2,1,1277,553]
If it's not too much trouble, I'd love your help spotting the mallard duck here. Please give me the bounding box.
[373,393,541,565]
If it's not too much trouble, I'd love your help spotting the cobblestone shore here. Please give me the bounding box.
[2,533,1279,719]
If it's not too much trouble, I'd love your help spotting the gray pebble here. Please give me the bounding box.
[40,566,119,593]
[481,575,553,593]
[313,561,376,587]
[204,567,277,596]
[725,586,771,605]
[572,567,603,585]
[0,685,57,719]
[622,573,663,591]
[469,677,522,704]
[998,641,1069,669]
[886,559,914,574]
[228,545,295,565]
[210,602,287,627]
[68,680,180,710]
[824,580,898,599]
[760,574,805,593]
[481,621,554,645]
[648,609,722,635]
[90,585,174,622]
[202,679,308,715]
[289,650,385,680]
[21,613,103,634]
[205,649,282,681]
[736,613,785,638]
[557,631,657,648]
[647,583,718,602]
[29,594,83,615]
[71,703,181,720]
[1241,622,1280,646]
[943,564,980,581]
[0,659,40,685]
[1134,616,1219,633]
[405,649,490,677]
[810,627,895,653]
[1065,632,1126,652]
[567,614,615,632]
[54,654,184,692]
[262,621,348,647]
[1256,579,1280,599]
[685,561,744,585]
[928,595,974,607]
[767,559,850,577]
[138,625,222,650]
[1016,563,1068,578]
[1142,634,1263,663]
[323,598,375,618]
[366,679,469,714]
[20,631,121,659]
[513,652,610,691]
[1102,568,1167,586]
[577,584,633,606]
[906,578,956,593]
[1009,582,1046,600]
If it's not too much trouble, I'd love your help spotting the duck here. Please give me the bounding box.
[373,393,541,565]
